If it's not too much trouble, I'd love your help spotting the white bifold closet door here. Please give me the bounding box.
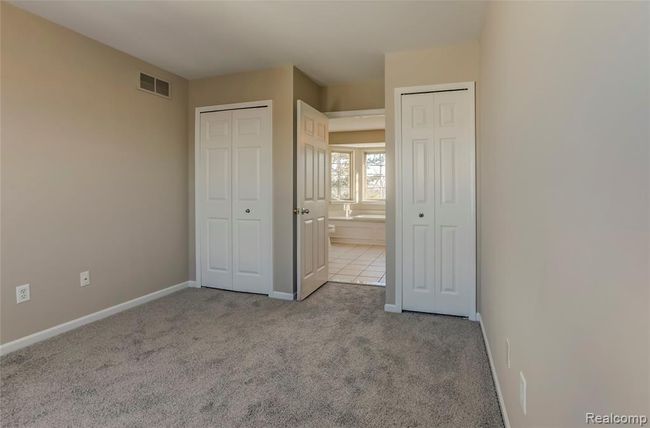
[401,90,476,317]
[199,106,272,294]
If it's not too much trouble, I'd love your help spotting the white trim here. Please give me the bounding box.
[194,100,274,293]
[328,147,387,206]
[268,291,296,301]
[477,312,511,428]
[468,83,477,322]
[330,142,385,149]
[394,87,404,313]
[325,108,385,118]
[194,107,202,289]
[195,100,272,115]
[326,109,385,132]
[393,81,477,317]
[329,148,355,203]
[384,304,402,313]
[187,280,200,288]
[361,148,387,203]
[0,281,191,357]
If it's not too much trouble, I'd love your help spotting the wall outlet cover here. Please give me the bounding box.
[16,284,30,303]
[80,271,91,287]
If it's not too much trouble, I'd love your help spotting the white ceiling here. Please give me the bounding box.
[11,1,485,84]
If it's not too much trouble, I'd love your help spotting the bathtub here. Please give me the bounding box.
[329,214,385,245]
[330,214,385,222]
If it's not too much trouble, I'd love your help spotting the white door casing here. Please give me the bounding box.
[197,102,273,295]
[399,84,476,318]
[296,100,329,300]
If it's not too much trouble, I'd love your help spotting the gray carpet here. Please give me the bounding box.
[1,283,503,427]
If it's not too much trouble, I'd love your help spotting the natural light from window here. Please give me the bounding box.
[330,151,352,201]
[364,152,386,201]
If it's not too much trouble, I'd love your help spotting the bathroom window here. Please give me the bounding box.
[363,151,386,201]
[330,151,353,201]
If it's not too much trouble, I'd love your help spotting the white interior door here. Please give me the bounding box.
[401,89,476,317]
[232,107,273,294]
[200,110,234,290]
[296,100,329,300]
[198,104,272,294]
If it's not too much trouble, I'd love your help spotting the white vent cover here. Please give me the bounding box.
[139,72,171,98]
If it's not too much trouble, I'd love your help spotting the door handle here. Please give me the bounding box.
[245,209,251,214]
[301,208,310,214]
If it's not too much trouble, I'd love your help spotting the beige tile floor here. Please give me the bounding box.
[328,243,386,286]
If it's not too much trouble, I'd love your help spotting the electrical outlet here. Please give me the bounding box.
[80,271,90,287]
[519,371,527,415]
[16,284,30,303]
[506,338,511,369]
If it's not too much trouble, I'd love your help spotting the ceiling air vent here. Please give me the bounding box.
[139,72,171,99]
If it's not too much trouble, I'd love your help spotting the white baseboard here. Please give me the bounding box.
[268,290,295,301]
[476,312,511,428]
[187,280,200,288]
[384,303,402,313]
[0,281,191,357]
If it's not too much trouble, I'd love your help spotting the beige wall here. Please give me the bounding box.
[479,2,649,426]
[1,4,189,344]
[384,42,480,305]
[322,79,384,112]
[329,130,385,145]
[293,67,323,111]
[188,66,294,294]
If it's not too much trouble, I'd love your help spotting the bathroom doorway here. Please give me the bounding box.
[326,109,386,286]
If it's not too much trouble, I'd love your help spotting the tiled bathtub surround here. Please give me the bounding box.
[328,244,386,286]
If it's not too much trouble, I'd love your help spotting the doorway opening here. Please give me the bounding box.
[326,109,386,287]
[295,103,386,300]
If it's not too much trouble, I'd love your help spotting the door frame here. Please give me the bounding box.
[393,82,476,320]
[194,100,273,292]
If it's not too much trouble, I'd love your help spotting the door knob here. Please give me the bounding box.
[301,208,310,214]
[245,209,251,214]
[418,213,424,218]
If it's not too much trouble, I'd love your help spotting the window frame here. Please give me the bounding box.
[329,148,355,203]
[361,149,386,204]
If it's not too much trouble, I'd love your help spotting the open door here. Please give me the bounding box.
[296,100,329,300]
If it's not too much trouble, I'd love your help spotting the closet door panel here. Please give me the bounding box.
[232,107,272,294]
[207,219,230,272]
[236,219,262,274]
[200,111,233,289]
[237,147,261,201]
[401,93,436,313]
[432,91,475,316]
